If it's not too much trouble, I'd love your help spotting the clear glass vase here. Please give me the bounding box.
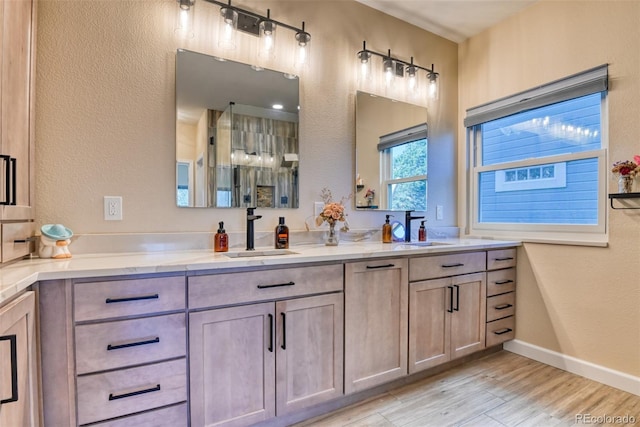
[618,175,634,193]
[324,222,339,246]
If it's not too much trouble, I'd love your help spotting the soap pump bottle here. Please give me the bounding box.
[382,214,393,243]
[275,217,289,249]
[214,221,229,252]
[418,220,427,242]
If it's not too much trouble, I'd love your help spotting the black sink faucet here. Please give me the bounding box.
[246,207,262,250]
[405,210,425,242]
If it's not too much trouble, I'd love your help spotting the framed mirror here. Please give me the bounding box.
[355,91,428,211]
[176,49,300,208]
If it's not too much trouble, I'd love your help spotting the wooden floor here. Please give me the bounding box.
[295,351,640,427]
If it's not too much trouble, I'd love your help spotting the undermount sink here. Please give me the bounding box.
[397,241,454,248]
[224,249,299,258]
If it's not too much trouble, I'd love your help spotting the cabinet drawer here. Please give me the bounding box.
[486,316,515,347]
[409,252,486,281]
[188,264,343,309]
[90,403,187,427]
[74,276,185,322]
[486,292,515,322]
[2,222,33,263]
[487,248,516,270]
[487,268,516,296]
[75,313,186,375]
[76,359,187,425]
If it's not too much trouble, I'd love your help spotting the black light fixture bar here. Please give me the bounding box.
[203,0,307,35]
[358,41,438,79]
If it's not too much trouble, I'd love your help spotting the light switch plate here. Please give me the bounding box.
[436,205,443,220]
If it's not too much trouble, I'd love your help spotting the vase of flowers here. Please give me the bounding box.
[315,188,350,246]
[612,156,640,193]
[365,188,375,207]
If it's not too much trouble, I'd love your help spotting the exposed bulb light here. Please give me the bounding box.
[294,22,311,68]
[357,41,372,85]
[218,1,238,50]
[427,64,439,100]
[174,0,195,39]
[383,50,394,88]
[272,104,283,110]
[258,9,276,60]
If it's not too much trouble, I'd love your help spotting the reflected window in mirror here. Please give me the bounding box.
[379,124,427,210]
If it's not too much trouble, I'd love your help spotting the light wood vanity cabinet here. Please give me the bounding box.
[0,291,39,427]
[486,249,517,347]
[188,264,344,427]
[408,252,487,374]
[344,259,408,394]
[39,275,188,427]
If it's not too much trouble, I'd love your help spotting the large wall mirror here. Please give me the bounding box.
[355,91,428,211]
[176,49,300,208]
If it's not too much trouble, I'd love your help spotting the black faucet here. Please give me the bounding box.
[405,210,425,242]
[246,207,262,250]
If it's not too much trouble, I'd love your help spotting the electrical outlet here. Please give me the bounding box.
[104,196,123,221]
[436,205,444,220]
[314,202,324,217]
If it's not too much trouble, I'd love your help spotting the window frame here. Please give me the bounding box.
[465,68,609,244]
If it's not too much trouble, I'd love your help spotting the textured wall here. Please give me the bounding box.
[459,1,640,377]
[35,0,458,235]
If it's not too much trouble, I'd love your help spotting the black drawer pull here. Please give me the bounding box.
[9,157,16,205]
[447,286,454,313]
[13,237,36,244]
[268,314,274,352]
[494,280,514,285]
[281,312,287,350]
[454,285,460,311]
[442,263,464,268]
[105,294,159,304]
[0,155,10,205]
[494,257,514,261]
[365,264,395,269]
[257,281,295,289]
[494,328,513,335]
[494,304,513,310]
[0,334,18,404]
[108,384,161,401]
[107,336,160,351]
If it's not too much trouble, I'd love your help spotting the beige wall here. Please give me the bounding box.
[35,0,458,234]
[459,1,640,377]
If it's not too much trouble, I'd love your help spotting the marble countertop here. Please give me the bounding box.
[0,238,520,305]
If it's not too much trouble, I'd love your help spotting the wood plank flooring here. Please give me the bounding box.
[295,351,640,427]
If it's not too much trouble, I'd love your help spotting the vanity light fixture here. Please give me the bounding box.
[175,0,196,39]
[357,41,440,100]
[180,0,311,68]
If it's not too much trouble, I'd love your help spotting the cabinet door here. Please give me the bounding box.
[1,0,35,216]
[409,277,451,373]
[276,293,343,415]
[344,259,408,394]
[450,272,486,359]
[0,291,38,427]
[189,303,275,427]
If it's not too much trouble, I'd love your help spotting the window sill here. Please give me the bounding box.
[465,232,608,248]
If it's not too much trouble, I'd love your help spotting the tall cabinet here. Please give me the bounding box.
[0,0,37,262]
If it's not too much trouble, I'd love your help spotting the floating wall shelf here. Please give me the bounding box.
[608,192,640,209]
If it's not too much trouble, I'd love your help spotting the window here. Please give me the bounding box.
[379,124,427,211]
[466,65,608,242]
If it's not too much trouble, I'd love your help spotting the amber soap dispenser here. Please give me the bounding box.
[382,214,393,243]
[275,217,289,249]
[214,221,229,252]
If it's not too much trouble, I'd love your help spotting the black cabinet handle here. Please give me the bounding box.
[442,263,464,268]
[0,155,10,206]
[494,328,513,335]
[9,157,16,205]
[107,337,160,351]
[494,280,514,285]
[281,312,287,350]
[13,237,36,244]
[365,264,395,269]
[454,285,460,311]
[494,303,513,310]
[268,314,274,353]
[494,257,514,261]
[257,281,295,289]
[0,334,18,404]
[105,294,159,304]
[447,286,454,313]
[108,384,161,401]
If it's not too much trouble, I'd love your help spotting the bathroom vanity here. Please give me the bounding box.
[0,239,518,426]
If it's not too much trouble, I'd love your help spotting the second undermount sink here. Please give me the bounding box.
[224,249,299,258]
[397,241,454,248]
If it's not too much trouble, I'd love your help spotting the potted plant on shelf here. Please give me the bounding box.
[612,155,640,193]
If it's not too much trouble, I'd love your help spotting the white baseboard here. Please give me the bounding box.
[504,340,640,396]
